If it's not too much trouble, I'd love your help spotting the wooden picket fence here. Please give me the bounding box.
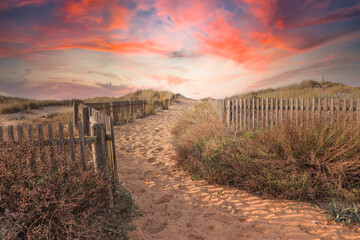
[81,95,179,125]
[215,98,360,130]
[0,105,117,180]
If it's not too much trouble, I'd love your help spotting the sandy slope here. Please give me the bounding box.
[115,98,359,240]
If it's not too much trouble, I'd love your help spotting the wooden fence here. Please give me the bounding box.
[0,106,117,180]
[215,98,360,130]
[79,98,174,124]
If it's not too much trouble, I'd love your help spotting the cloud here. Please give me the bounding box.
[152,75,190,86]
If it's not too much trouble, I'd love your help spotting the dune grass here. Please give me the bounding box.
[234,80,360,99]
[84,89,174,103]
[172,101,360,208]
[0,89,175,115]
[0,96,79,114]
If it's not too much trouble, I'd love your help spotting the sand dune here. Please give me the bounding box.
[115,98,359,240]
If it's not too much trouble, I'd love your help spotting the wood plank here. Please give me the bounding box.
[318,98,321,122]
[331,98,334,122]
[91,123,106,171]
[17,125,23,144]
[271,98,274,126]
[28,124,33,142]
[244,98,247,130]
[252,98,255,129]
[110,116,118,181]
[247,99,251,130]
[290,98,293,124]
[312,98,315,121]
[324,98,327,123]
[301,98,304,126]
[37,124,44,161]
[306,98,310,122]
[73,103,79,127]
[68,122,76,162]
[261,98,264,128]
[344,98,347,122]
[58,123,65,156]
[336,98,340,121]
[275,98,278,126]
[28,124,35,167]
[256,98,260,128]
[266,98,269,128]
[82,107,90,136]
[295,98,299,126]
[235,99,239,130]
[78,121,87,171]
[7,126,14,142]
[226,99,230,127]
[239,99,242,130]
[280,98,283,125]
[48,123,55,161]
[350,98,354,123]
[0,126,3,142]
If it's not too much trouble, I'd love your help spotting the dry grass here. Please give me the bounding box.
[0,89,175,115]
[172,101,360,206]
[0,96,79,114]
[85,89,174,103]
[234,80,360,99]
[0,141,138,239]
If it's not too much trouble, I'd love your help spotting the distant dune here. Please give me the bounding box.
[234,80,360,99]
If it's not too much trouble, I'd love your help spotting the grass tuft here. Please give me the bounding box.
[172,101,360,209]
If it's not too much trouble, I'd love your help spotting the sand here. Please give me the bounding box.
[115,97,359,240]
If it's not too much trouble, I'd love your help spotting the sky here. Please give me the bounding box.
[1,0,360,99]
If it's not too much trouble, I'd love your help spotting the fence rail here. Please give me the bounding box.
[0,107,119,177]
[1,95,180,178]
[79,95,178,124]
[215,98,360,130]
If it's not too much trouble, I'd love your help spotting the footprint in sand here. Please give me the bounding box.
[144,219,168,234]
[156,146,164,152]
[154,193,174,205]
[147,157,156,163]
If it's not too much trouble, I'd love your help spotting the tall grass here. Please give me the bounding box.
[0,141,138,239]
[1,89,175,115]
[172,101,360,205]
[235,80,360,99]
[0,96,80,114]
[84,89,174,103]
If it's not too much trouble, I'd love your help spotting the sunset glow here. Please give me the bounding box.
[1,0,360,99]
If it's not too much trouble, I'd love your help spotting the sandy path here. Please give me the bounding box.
[115,98,359,240]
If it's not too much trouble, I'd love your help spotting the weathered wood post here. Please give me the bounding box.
[226,99,230,127]
[7,126,14,142]
[91,123,107,171]
[82,107,90,136]
[73,102,79,127]
[164,99,169,110]
[0,126,3,142]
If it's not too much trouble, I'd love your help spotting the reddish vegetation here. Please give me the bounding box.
[0,142,137,239]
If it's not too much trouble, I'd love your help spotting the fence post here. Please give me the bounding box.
[91,123,107,171]
[82,107,90,136]
[7,126,14,142]
[225,99,230,127]
[0,126,3,142]
[73,102,79,127]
